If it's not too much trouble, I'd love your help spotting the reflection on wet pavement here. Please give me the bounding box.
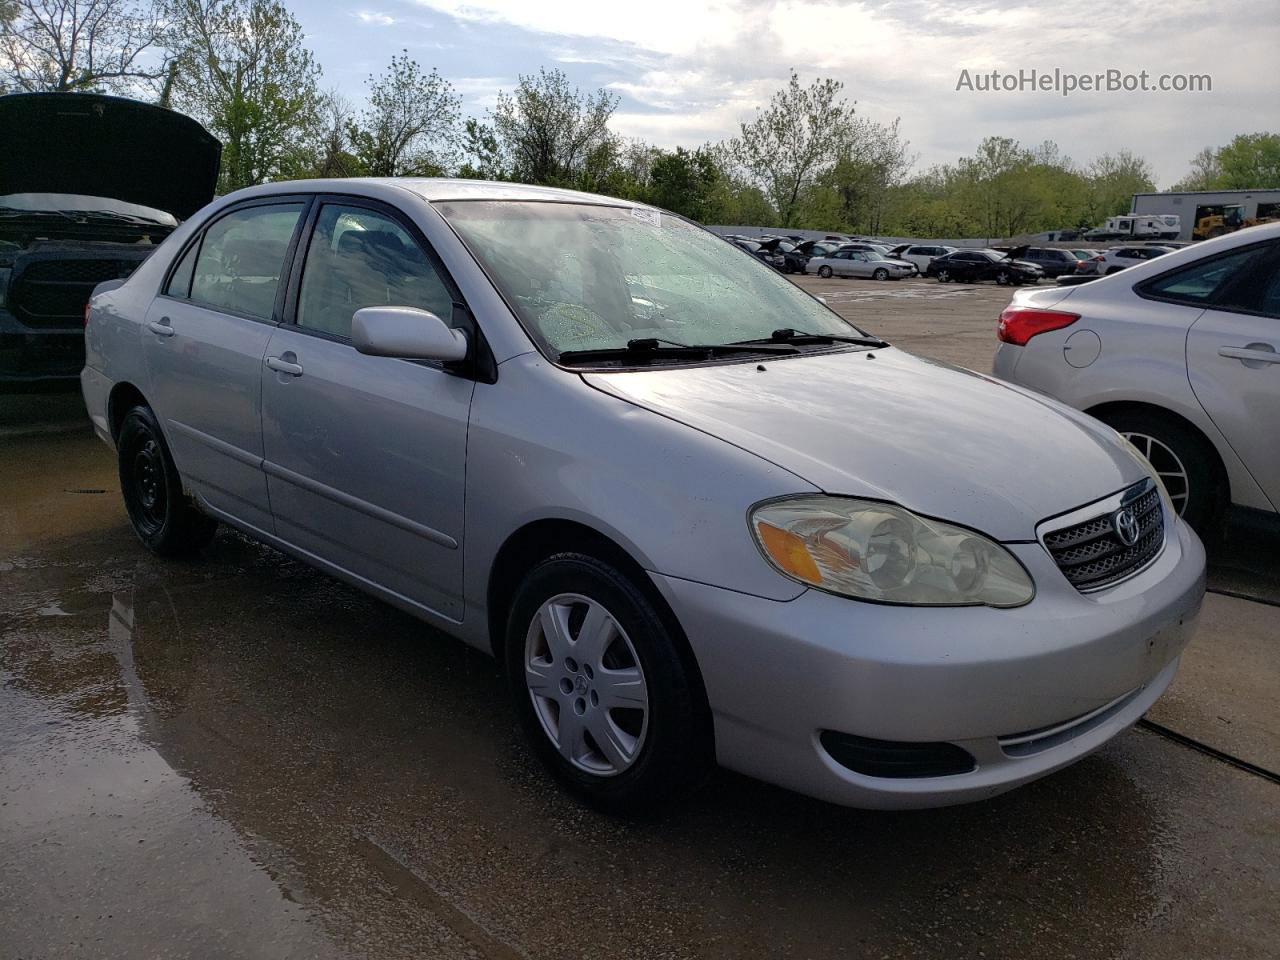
[2,430,1278,959]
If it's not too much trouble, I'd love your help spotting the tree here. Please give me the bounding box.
[1215,133,1280,189]
[647,146,724,222]
[0,0,167,94]
[1084,150,1156,223]
[299,89,362,178]
[732,71,856,226]
[1172,146,1221,191]
[165,0,322,191]
[349,50,460,178]
[491,68,617,186]
[457,118,503,180]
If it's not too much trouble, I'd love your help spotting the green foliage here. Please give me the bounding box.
[348,51,460,178]
[165,0,322,192]
[732,71,856,226]
[646,146,725,221]
[1173,134,1280,191]
[491,68,618,186]
[457,118,504,180]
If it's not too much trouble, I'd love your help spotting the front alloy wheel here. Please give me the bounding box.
[525,594,648,776]
[996,269,1012,285]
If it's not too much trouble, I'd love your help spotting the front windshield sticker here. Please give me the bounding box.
[631,206,661,227]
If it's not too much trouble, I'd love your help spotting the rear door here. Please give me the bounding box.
[143,198,308,534]
[1179,240,1280,510]
[260,197,475,620]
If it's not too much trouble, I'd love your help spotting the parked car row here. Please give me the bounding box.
[927,249,1045,285]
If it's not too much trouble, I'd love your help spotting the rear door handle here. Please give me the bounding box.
[265,355,304,376]
[1218,343,1280,366]
[147,318,174,337]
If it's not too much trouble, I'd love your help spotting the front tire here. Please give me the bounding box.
[995,269,1012,285]
[1096,409,1224,533]
[505,552,711,814]
[936,269,951,283]
[117,405,217,556]
[873,268,889,281]
[817,265,833,279]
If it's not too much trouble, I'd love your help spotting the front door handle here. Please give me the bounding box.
[1219,343,1280,367]
[265,355,304,376]
[147,318,174,337]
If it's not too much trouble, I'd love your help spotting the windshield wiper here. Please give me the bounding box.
[730,328,889,349]
[558,337,799,366]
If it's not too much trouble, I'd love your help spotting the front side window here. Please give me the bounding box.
[296,204,453,339]
[437,201,860,359]
[190,203,304,320]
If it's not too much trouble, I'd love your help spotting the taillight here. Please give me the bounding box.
[84,301,92,326]
[997,306,1079,346]
[1090,255,1105,261]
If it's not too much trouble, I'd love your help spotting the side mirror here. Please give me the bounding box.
[352,306,468,362]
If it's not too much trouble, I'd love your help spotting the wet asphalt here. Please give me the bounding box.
[3,424,1278,960]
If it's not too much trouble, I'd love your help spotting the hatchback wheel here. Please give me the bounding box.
[817,265,833,279]
[117,405,217,556]
[1097,409,1224,533]
[873,268,889,281]
[505,552,711,813]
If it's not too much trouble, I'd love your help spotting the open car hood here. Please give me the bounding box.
[0,93,221,220]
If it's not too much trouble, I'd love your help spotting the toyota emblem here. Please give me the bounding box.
[1113,507,1140,547]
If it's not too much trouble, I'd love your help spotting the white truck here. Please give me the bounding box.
[1084,214,1180,242]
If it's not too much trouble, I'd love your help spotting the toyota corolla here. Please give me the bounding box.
[81,179,1205,812]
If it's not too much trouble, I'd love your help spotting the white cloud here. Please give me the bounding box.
[356,10,395,25]
[406,0,1278,184]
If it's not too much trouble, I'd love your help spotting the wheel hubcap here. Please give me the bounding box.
[524,593,649,777]
[1121,432,1191,515]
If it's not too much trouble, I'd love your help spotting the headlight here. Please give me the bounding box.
[750,496,1034,607]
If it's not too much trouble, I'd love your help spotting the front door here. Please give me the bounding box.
[260,200,474,620]
[143,199,307,534]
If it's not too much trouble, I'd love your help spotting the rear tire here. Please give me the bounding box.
[1095,408,1225,534]
[817,265,833,279]
[505,552,712,814]
[936,269,951,283]
[117,405,217,557]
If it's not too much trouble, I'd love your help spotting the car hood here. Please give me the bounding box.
[583,348,1147,541]
[0,93,221,220]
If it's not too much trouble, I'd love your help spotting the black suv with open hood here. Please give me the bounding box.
[0,93,220,387]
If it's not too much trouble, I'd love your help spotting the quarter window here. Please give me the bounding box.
[165,238,199,299]
[190,203,304,320]
[1140,244,1276,309]
[296,204,453,339]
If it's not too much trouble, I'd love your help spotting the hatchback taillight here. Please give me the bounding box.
[997,306,1080,346]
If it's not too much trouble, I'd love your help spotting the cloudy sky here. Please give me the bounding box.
[292,0,1278,186]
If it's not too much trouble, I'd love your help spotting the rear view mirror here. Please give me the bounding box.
[352,306,468,362]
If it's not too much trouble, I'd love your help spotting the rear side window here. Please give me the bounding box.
[1138,244,1276,310]
[191,203,304,321]
[165,239,199,298]
[296,203,454,339]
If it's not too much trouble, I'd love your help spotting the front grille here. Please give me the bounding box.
[1043,483,1164,591]
[11,257,143,328]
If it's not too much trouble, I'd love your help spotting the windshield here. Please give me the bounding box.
[438,201,863,360]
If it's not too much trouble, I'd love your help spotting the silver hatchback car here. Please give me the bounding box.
[82,179,1205,812]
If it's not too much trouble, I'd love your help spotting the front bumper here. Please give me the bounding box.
[652,513,1205,809]
[0,308,83,386]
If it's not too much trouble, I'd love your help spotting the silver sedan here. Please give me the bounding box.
[82,179,1204,813]
[806,249,915,280]
[994,221,1280,533]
